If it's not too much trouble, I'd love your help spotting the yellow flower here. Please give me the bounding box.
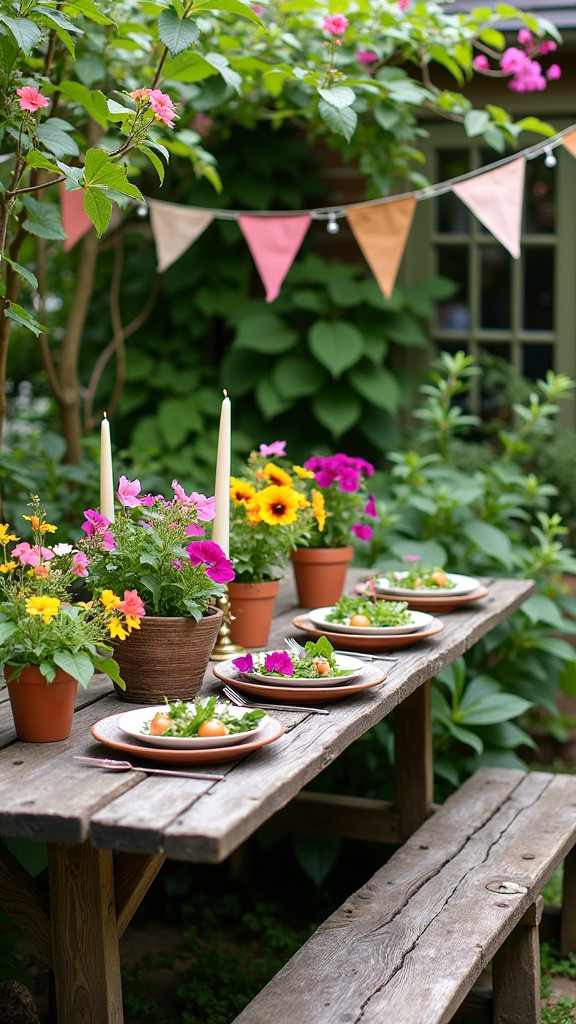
[257,485,300,526]
[125,614,142,632]
[312,489,327,532]
[292,465,315,479]
[76,600,94,609]
[23,514,40,530]
[99,589,122,611]
[0,561,16,573]
[40,523,57,534]
[108,616,128,640]
[230,477,256,505]
[26,595,61,623]
[0,524,19,543]
[262,462,292,487]
[245,498,263,525]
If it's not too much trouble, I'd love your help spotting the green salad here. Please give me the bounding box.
[144,696,265,738]
[325,595,412,628]
[251,636,350,679]
[381,567,455,591]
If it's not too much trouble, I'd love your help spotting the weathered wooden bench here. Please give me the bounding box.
[232,767,576,1024]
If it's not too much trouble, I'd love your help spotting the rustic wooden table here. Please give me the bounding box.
[0,571,534,1024]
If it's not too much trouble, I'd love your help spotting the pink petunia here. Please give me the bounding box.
[13,543,54,566]
[81,509,115,549]
[322,14,348,35]
[185,522,205,537]
[72,551,90,577]
[259,441,287,457]
[364,494,377,519]
[185,540,235,583]
[16,86,50,113]
[117,476,142,508]
[233,653,254,673]
[352,523,373,542]
[265,651,294,676]
[140,494,156,507]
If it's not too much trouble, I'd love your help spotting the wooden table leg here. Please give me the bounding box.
[47,842,124,1024]
[394,678,434,840]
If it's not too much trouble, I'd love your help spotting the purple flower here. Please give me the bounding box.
[338,467,361,493]
[117,476,142,508]
[233,653,254,673]
[353,523,373,541]
[185,540,235,583]
[259,440,286,457]
[264,651,294,676]
[364,494,377,519]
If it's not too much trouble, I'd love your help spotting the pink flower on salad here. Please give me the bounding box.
[233,653,254,673]
[264,651,294,676]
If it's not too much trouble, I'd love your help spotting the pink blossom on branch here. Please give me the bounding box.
[16,87,50,112]
[356,50,379,65]
[472,55,490,70]
[322,14,349,35]
[547,64,562,80]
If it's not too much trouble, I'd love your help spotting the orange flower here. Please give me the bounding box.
[262,462,292,487]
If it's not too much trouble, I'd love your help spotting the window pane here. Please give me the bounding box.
[436,247,469,328]
[524,158,555,234]
[480,246,510,329]
[522,343,554,380]
[523,247,554,330]
[437,150,470,233]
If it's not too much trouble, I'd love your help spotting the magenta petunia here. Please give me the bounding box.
[364,494,377,519]
[233,653,254,673]
[352,523,373,542]
[338,467,361,493]
[117,476,142,508]
[265,651,294,676]
[185,540,235,583]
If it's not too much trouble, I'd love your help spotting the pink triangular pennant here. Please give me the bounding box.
[346,197,417,299]
[148,199,214,272]
[59,182,92,251]
[561,131,576,160]
[452,157,526,259]
[239,215,311,302]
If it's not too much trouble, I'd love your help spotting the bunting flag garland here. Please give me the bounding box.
[451,157,526,259]
[238,215,311,303]
[59,183,92,252]
[148,199,214,272]
[346,198,417,300]
[561,131,576,160]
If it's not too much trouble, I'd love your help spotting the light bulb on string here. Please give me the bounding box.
[326,212,340,234]
[136,204,148,218]
[544,146,557,168]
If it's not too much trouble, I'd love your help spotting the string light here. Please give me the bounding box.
[326,212,340,234]
[544,146,557,168]
[136,204,148,217]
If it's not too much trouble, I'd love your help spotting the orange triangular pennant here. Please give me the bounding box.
[346,197,417,299]
[452,157,526,259]
[561,131,576,160]
[148,199,213,272]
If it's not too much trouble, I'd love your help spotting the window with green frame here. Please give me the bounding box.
[405,124,576,425]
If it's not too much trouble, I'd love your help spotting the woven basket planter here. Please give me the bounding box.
[111,605,223,704]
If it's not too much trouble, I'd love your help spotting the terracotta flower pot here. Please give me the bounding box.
[5,665,78,743]
[290,545,354,609]
[112,606,223,704]
[228,580,280,648]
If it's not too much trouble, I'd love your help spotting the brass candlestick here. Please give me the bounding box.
[210,587,246,661]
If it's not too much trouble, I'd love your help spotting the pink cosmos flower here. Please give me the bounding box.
[117,476,142,508]
[233,653,254,673]
[118,590,146,617]
[473,55,490,70]
[259,441,287,458]
[547,64,561,80]
[352,523,373,541]
[364,495,377,519]
[265,651,294,676]
[185,522,205,537]
[322,14,348,35]
[72,551,90,577]
[356,50,378,65]
[185,540,235,583]
[16,87,50,112]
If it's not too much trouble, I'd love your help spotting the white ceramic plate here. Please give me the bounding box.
[117,703,270,749]
[374,571,481,598]
[244,652,365,687]
[307,606,434,636]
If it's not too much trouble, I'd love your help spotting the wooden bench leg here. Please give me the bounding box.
[47,842,124,1024]
[394,678,434,839]
[492,898,543,1024]
[560,845,576,956]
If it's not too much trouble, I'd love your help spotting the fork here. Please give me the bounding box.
[222,683,329,715]
[73,756,226,781]
[284,636,398,663]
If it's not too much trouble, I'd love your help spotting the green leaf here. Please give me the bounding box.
[137,144,165,183]
[445,721,484,755]
[308,321,363,377]
[194,0,264,26]
[1,254,38,290]
[54,651,94,689]
[348,365,400,411]
[36,119,80,160]
[255,377,291,419]
[62,0,114,24]
[4,303,46,335]
[0,622,16,644]
[318,100,357,143]
[521,594,566,629]
[22,196,67,241]
[292,834,341,886]
[462,519,512,566]
[24,150,61,175]
[312,388,361,436]
[464,109,491,138]
[94,655,125,688]
[386,312,428,347]
[527,636,576,661]
[0,15,42,53]
[271,355,326,399]
[158,9,200,55]
[234,312,299,354]
[163,50,220,83]
[317,86,356,109]
[83,187,112,236]
[83,149,143,201]
[57,81,110,127]
[157,397,202,448]
[459,693,533,725]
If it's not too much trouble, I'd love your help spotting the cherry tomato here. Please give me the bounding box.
[149,712,172,735]
[197,719,228,737]
[431,570,448,587]
[349,614,371,627]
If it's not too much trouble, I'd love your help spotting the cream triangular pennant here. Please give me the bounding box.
[346,197,417,299]
[561,131,576,160]
[452,158,526,259]
[148,199,214,272]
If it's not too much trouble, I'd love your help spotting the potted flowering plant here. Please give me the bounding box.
[80,476,235,702]
[0,496,143,741]
[227,442,324,646]
[289,451,378,608]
